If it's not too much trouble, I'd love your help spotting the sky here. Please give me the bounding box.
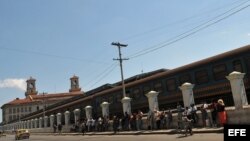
[0,0,250,122]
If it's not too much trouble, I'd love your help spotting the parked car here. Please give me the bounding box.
[0,131,7,137]
[15,129,30,140]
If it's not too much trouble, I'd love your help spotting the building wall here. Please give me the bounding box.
[2,102,55,123]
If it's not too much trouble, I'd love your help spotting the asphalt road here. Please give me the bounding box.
[1,134,223,141]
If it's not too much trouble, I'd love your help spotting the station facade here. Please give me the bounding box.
[1,44,250,130]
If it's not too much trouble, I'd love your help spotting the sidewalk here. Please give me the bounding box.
[32,127,223,136]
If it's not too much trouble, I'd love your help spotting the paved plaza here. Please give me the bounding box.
[1,133,223,141]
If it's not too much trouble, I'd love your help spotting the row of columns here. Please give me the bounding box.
[2,104,101,130]
[2,71,248,131]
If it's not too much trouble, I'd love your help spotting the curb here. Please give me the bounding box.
[31,128,223,136]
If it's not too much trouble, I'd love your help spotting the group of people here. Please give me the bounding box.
[53,123,62,134]
[209,99,227,127]
[176,98,227,129]
[147,108,173,130]
[112,110,144,134]
[52,99,227,134]
[70,116,110,135]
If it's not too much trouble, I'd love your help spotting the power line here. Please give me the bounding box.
[0,46,109,65]
[128,3,250,59]
[88,63,118,89]
[120,0,248,43]
[84,63,117,86]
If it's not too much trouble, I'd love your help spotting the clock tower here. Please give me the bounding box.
[25,77,38,97]
[69,75,81,92]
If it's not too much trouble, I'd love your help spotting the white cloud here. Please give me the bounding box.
[0,78,26,91]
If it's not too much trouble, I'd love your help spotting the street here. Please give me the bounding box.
[2,134,223,141]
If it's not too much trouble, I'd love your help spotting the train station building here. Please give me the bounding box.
[1,44,250,131]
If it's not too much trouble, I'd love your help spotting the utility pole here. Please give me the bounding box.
[112,42,129,98]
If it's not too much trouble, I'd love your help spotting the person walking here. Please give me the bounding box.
[53,123,57,134]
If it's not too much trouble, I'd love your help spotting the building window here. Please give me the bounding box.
[115,93,122,103]
[166,78,176,92]
[179,74,192,85]
[13,115,16,120]
[143,85,151,96]
[108,96,114,104]
[133,88,141,100]
[153,82,163,94]
[96,98,100,107]
[9,115,12,121]
[29,107,32,112]
[244,56,250,72]
[13,108,16,114]
[9,108,12,114]
[128,90,135,99]
[233,60,243,72]
[213,64,228,80]
[25,107,27,112]
[21,107,23,112]
[195,70,209,84]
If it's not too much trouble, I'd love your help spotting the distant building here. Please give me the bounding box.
[1,75,83,124]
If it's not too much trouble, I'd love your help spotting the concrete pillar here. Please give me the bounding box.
[146,91,159,112]
[27,120,29,129]
[24,121,27,129]
[34,118,38,128]
[85,105,92,120]
[28,120,31,129]
[44,116,48,128]
[18,122,20,129]
[121,97,132,115]
[31,119,34,128]
[101,102,110,117]
[226,71,248,109]
[64,111,70,126]
[179,82,195,108]
[50,115,54,127]
[21,121,24,129]
[73,109,80,124]
[19,122,21,129]
[39,117,43,128]
[57,113,62,125]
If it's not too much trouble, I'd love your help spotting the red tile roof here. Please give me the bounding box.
[3,91,83,106]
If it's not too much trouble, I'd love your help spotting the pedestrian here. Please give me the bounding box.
[217,99,227,126]
[53,123,57,134]
[113,115,120,134]
[209,99,218,127]
[58,124,62,134]
[200,103,208,127]
[166,108,172,129]
[81,121,86,135]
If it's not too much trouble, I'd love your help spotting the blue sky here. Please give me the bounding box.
[0,0,250,122]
